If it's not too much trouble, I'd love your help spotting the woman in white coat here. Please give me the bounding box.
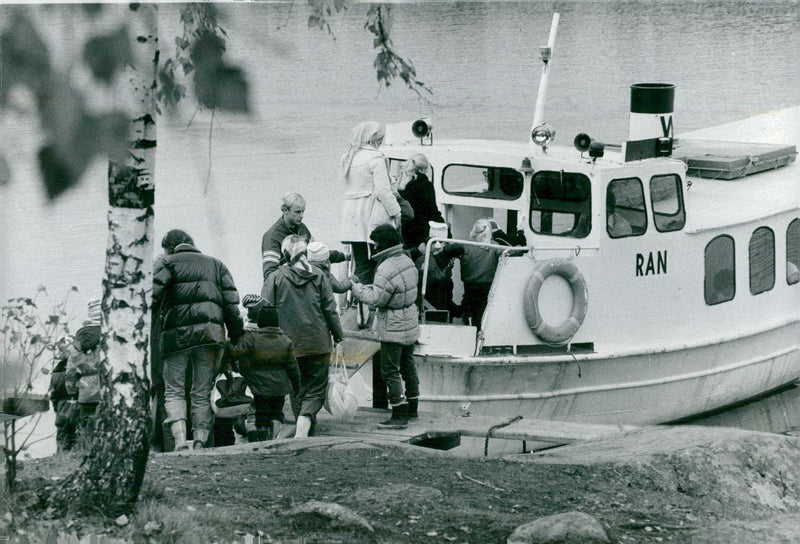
[339,121,401,285]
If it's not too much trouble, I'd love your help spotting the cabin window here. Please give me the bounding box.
[705,235,735,305]
[442,164,523,200]
[607,178,646,238]
[650,174,685,232]
[529,171,591,238]
[787,219,800,285]
[749,227,775,295]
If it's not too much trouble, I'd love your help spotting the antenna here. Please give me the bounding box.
[530,13,560,138]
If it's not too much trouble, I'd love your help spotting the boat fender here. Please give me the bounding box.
[523,259,588,345]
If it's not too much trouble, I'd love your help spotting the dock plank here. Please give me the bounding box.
[315,407,641,447]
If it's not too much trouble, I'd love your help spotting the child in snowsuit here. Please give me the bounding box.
[65,323,102,428]
[227,294,300,441]
[415,221,463,321]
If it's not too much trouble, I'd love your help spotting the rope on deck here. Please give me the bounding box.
[484,415,523,457]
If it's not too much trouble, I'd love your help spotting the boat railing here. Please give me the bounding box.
[420,237,600,318]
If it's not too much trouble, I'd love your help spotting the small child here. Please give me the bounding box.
[227,294,300,441]
[306,241,351,294]
[415,221,463,321]
[65,315,102,427]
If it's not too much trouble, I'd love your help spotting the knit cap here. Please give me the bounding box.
[242,294,266,322]
[306,241,330,264]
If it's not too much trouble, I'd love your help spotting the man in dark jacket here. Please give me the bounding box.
[153,229,244,450]
[261,192,313,281]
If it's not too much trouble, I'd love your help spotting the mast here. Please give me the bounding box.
[531,13,560,136]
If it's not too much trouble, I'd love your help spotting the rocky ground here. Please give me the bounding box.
[2,425,800,543]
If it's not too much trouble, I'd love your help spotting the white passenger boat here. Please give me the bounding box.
[344,14,800,427]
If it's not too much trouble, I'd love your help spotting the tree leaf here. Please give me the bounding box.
[83,26,133,84]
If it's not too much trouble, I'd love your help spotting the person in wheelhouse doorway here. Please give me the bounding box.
[153,229,244,450]
[350,224,421,429]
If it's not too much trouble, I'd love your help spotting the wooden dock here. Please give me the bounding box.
[315,407,642,453]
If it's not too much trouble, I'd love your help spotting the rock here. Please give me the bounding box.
[285,500,374,533]
[507,511,611,544]
[115,514,129,527]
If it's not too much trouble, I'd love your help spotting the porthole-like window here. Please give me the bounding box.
[705,235,735,305]
[749,227,775,295]
[650,174,685,232]
[787,219,800,285]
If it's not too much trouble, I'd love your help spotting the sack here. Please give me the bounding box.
[368,196,394,232]
[211,371,253,419]
[324,345,359,421]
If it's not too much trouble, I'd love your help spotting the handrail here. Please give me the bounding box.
[419,237,598,302]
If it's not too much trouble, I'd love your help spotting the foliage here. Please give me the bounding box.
[157,4,248,114]
[307,1,432,98]
[0,286,76,396]
[1,285,77,493]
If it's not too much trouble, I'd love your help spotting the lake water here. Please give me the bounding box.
[1,1,798,457]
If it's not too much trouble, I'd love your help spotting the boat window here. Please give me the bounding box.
[442,164,523,200]
[788,219,800,285]
[749,227,775,295]
[607,178,646,238]
[650,174,685,232]
[705,235,735,305]
[529,171,591,238]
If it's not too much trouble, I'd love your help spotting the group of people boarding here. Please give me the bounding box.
[52,120,522,453]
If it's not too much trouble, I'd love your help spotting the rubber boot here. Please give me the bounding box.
[377,404,408,429]
[256,426,270,442]
[171,420,190,451]
[267,420,282,441]
[193,429,209,450]
[295,415,312,438]
[407,398,419,419]
[247,430,259,443]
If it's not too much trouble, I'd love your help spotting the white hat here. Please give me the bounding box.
[428,221,448,240]
[306,241,330,263]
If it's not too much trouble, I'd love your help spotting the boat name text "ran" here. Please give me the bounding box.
[636,250,667,276]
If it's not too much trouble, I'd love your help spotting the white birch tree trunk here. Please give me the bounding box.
[48,5,159,515]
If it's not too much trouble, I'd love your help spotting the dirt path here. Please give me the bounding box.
[4,426,800,543]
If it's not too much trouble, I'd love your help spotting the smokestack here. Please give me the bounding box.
[629,83,675,141]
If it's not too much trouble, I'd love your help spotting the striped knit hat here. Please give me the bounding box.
[242,294,266,322]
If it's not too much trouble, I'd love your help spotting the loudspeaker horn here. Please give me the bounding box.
[573,133,592,153]
[412,118,433,138]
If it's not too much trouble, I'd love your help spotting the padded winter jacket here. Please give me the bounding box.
[152,243,244,356]
[261,217,313,280]
[352,245,420,345]
[261,264,344,357]
[227,326,300,398]
[65,349,101,404]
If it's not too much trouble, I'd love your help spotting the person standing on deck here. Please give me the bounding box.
[351,224,421,429]
[153,229,244,450]
[339,121,401,285]
[397,153,444,259]
[262,192,313,281]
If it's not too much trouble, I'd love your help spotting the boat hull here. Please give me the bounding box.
[413,321,800,426]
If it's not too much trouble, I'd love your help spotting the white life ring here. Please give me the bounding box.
[523,259,588,345]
